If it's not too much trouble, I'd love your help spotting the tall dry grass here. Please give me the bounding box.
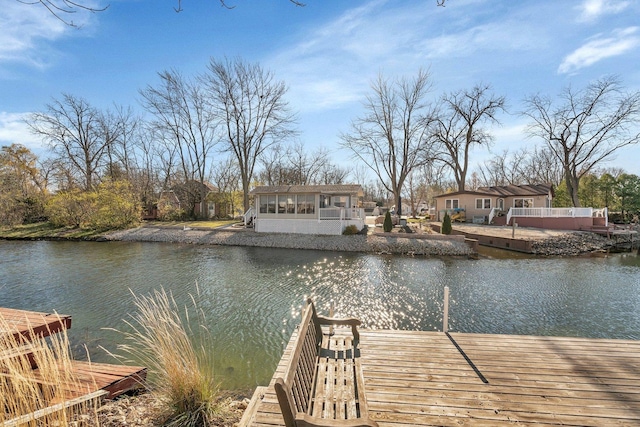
[0,313,99,426]
[107,288,226,427]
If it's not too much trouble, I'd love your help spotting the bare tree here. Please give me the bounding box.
[316,162,349,185]
[476,148,529,187]
[211,155,242,217]
[27,93,116,190]
[341,69,436,215]
[203,57,296,212]
[523,76,640,207]
[520,146,564,187]
[20,0,108,27]
[433,84,506,192]
[140,69,218,217]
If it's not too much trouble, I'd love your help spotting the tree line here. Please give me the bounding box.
[1,59,640,229]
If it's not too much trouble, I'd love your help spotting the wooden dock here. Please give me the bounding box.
[0,307,72,342]
[1,307,146,400]
[243,330,640,426]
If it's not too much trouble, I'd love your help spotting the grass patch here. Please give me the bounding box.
[0,222,110,240]
[106,287,228,427]
[146,219,237,229]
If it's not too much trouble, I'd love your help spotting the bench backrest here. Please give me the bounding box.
[275,301,323,427]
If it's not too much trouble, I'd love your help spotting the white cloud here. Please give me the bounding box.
[577,0,630,23]
[0,112,45,152]
[0,1,99,67]
[268,1,546,114]
[558,27,640,74]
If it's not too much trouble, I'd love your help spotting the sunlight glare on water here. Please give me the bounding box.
[1,241,639,389]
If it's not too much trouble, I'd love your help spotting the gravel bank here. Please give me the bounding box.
[530,231,620,255]
[104,226,474,257]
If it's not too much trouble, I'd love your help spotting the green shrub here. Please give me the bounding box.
[45,180,140,230]
[342,224,359,235]
[383,211,393,232]
[45,189,96,228]
[89,180,141,230]
[442,212,452,235]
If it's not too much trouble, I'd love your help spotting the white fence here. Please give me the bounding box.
[319,207,365,221]
[505,207,607,226]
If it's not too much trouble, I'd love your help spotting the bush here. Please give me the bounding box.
[89,180,141,230]
[342,224,359,235]
[45,180,140,230]
[383,211,393,232]
[442,212,452,235]
[46,189,96,228]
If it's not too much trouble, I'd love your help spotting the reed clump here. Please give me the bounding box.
[0,314,99,426]
[108,288,227,427]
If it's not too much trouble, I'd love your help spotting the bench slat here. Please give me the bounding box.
[335,336,346,421]
[345,337,357,419]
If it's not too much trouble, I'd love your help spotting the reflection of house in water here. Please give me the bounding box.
[248,184,365,235]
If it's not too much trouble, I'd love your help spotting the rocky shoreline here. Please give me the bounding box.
[104,225,475,257]
[100,223,639,257]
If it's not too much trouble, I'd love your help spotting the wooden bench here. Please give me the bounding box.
[274,299,378,427]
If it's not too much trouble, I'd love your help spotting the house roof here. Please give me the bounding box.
[250,184,363,196]
[434,184,553,199]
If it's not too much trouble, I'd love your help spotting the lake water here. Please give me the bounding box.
[1,240,639,390]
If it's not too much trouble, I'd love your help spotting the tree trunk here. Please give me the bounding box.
[565,173,581,207]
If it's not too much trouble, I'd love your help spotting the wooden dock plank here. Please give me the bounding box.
[244,330,640,426]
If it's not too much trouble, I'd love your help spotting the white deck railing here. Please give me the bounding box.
[506,207,601,226]
[319,207,365,221]
[488,207,501,225]
[243,207,255,226]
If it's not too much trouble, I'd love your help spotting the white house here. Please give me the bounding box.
[248,184,365,235]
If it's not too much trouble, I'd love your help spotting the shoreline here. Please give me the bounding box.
[2,222,629,257]
[102,225,476,257]
[102,224,624,257]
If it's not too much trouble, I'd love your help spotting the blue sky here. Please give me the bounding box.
[1,0,639,176]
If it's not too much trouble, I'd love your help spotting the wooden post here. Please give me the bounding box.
[443,286,449,333]
[329,302,335,335]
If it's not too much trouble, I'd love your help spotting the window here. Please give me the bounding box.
[514,198,533,208]
[259,195,268,213]
[475,198,491,209]
[277,195,286,214]
[267,195,276,213]
[445,199,459,209]
[297,194,315,214]
[332,196,348,208]
[259,195,276,214]
[286,196,295,214]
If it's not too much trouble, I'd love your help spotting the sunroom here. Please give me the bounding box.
[248,184,365,235]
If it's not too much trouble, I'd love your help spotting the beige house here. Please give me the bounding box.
[434,184,554,223]
[249,184,365,235]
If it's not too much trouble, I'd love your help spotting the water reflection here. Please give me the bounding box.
[1,240,639,389]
